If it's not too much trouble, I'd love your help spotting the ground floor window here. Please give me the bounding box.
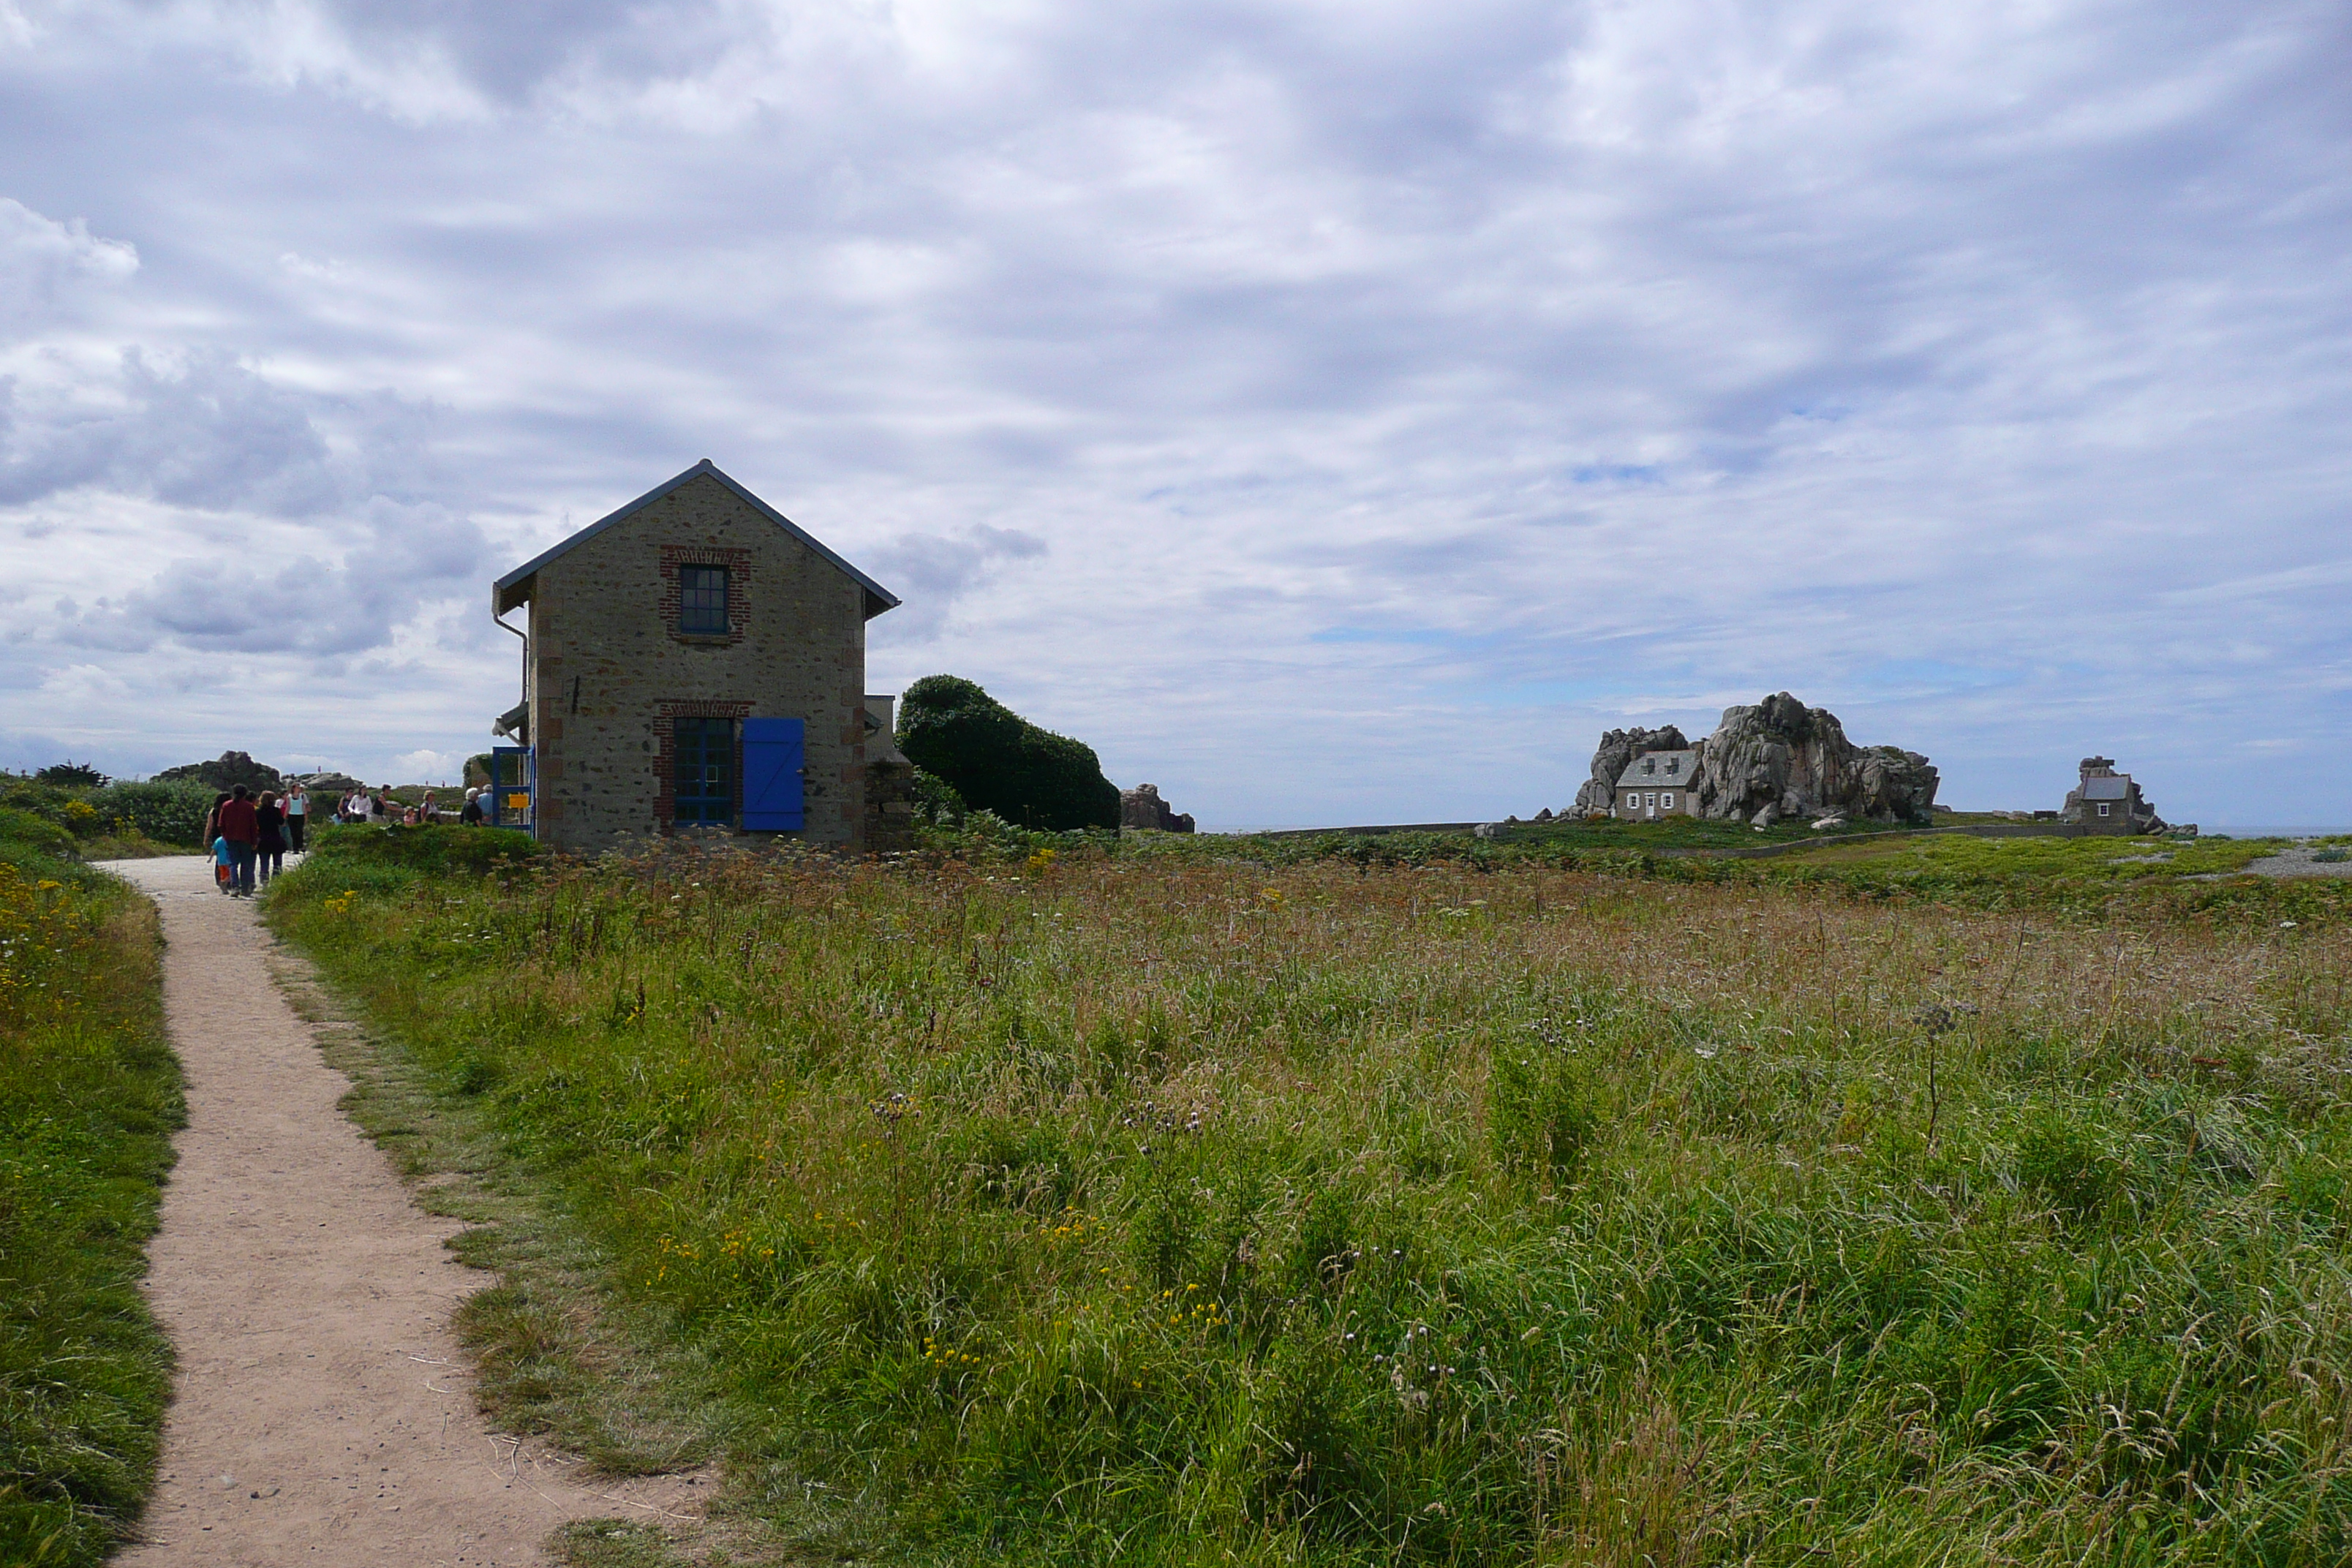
[674,716,734,825]
[2097,802,2111,817]
[1662,792,1674,810]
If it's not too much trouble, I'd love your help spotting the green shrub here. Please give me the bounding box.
[910,766,969,826]
[300,823,543,878]
[0,807,78,859]
[897,675,1119,832]
[83,780,217,846]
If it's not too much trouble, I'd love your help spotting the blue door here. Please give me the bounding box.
[740,717,805,831]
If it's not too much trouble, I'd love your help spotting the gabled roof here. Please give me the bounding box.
[2081,775,2132,800]
[493,459,901,619]
[1616,749,1697,788]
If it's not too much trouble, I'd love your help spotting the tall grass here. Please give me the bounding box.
[0,830,181,1565]
[271,835,2352,1565]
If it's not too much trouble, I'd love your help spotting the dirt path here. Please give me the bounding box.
[105,856,697,1566]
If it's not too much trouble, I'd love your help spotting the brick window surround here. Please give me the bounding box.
[659,546,754,644]
[653,700,754,829]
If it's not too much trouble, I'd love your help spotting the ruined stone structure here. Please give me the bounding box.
[861,695,917,851]
[491,460,902,855]
[1120,783,1196,833]
[2060,757,2165,835]
[1575,694,1940,826]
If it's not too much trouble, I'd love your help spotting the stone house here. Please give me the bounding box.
[490,459,911,855]
[2059,756,2163,835]
[1613,748,1701,821]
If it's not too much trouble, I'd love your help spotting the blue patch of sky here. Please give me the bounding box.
[1849,658,2020,698]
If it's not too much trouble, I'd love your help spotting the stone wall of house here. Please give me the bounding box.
[524,472,873,854]
[861,693,916,852]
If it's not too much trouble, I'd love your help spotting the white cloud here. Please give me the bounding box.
[0,0,2345,817]
[0,197,137,333]
[389,747,464,783]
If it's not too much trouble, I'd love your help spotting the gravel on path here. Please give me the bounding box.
[104,856,699,1567]
[2233,844,2352,879]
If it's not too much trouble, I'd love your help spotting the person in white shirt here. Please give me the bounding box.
[284,783,309,852]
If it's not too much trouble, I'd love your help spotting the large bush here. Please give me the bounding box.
[87,780,219,845]
[896,675,1119,832]
[301,822,545,877]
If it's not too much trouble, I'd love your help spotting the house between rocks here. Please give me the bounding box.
[1612,749,1701,821]
[2059,757,2165,835]
[491,459,913,855]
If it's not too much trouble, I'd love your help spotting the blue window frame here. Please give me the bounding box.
[679,565,729,635]
[673,717,734,825]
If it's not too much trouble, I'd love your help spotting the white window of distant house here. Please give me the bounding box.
[1646,793,1656,809]
[2097,802,2110,817]
[1662,793,1673,810]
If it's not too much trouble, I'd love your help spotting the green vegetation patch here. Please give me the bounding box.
[897,675,1120,832]
[269,839,2352,1566]
[0,842,183,1565]
[2,772,217,851]
[301,821,545,881]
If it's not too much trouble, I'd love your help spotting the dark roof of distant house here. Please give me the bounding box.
[1616,750,1697,788]
[493,459,900,619]
[2081,776,2132,801]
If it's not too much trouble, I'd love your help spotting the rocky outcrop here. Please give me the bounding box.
[1120,783,1196,833]
[1686,693,1938,824]
[1567,696,1938,826]
[157,751,284,794]
[1569,725,1689,815]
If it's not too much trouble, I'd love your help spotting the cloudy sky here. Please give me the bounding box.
[2,0,2345,826]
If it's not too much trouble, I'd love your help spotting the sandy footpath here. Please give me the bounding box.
[102,856,698,1566]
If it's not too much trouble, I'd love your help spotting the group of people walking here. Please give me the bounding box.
[337,785,479,826]
[203,783,307,897]
[203,779,496,896]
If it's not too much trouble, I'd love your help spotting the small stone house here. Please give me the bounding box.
[491,460,911,855]
[1613,749,1701,821]
[2060,756,2163,835]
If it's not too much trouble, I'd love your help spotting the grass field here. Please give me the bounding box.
[0,823,183,1564]
[271,824,2352,1565]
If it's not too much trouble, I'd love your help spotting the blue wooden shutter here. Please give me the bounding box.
[740,717,805,830]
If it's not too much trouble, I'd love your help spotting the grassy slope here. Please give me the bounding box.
[271,830,2352,1566]
[0,829,183,1565]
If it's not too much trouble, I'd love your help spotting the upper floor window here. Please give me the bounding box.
[679,565,730,635]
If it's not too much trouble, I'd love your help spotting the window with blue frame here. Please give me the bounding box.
[678,565,729,635]
[673,717,734,825]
